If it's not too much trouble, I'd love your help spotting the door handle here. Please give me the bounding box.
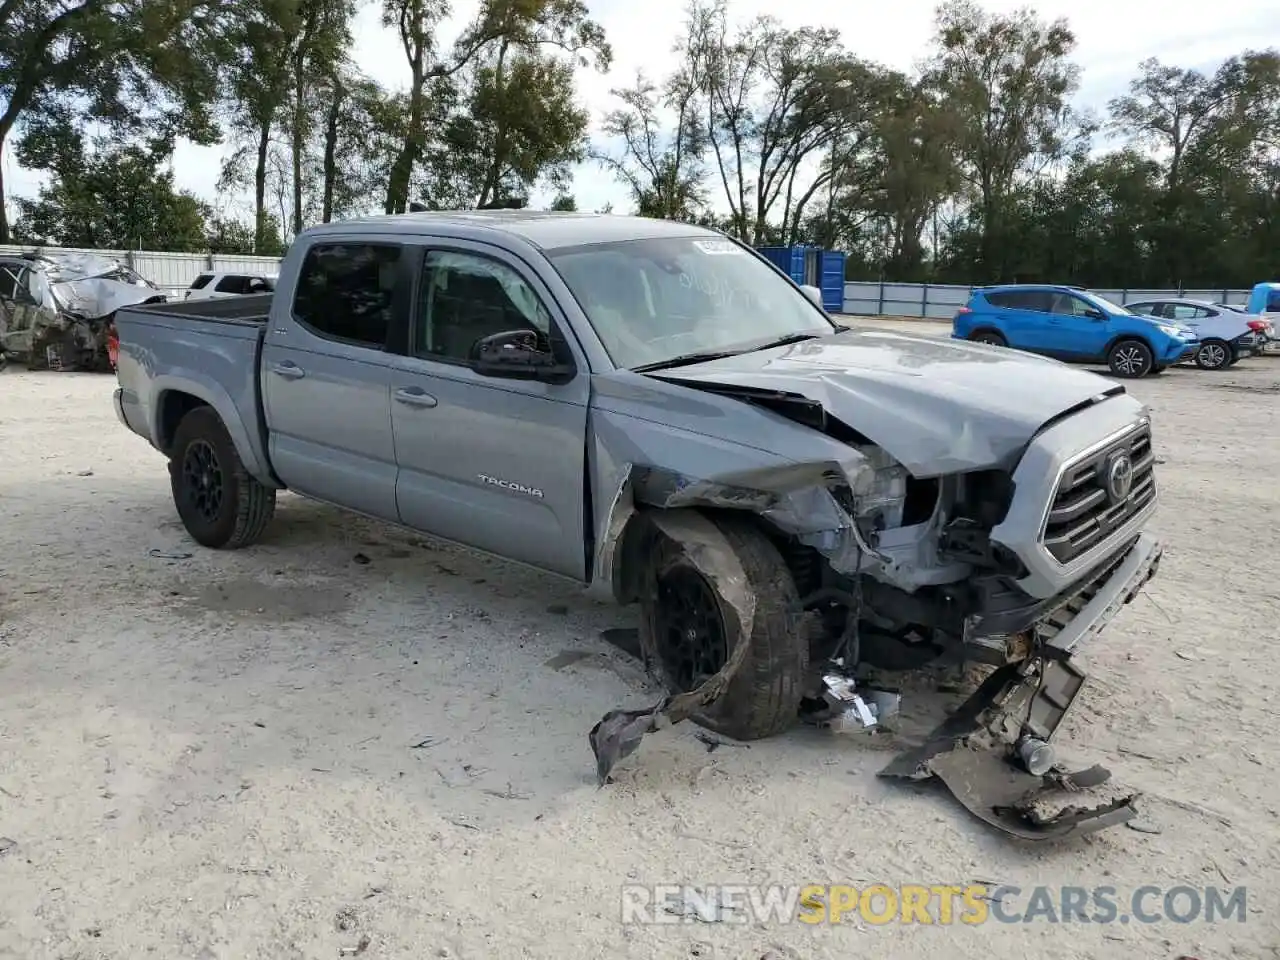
[395,387,438,408]
[270,361,305,380]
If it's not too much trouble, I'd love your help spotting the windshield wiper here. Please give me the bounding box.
[631,332,828,373]
[632,350,741,372]
[747,332,826,350]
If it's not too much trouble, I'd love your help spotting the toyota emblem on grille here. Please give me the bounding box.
[1105,452,1134,502]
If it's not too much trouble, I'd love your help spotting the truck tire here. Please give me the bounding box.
[1107,338,1153,378]
[639,512,806,741]
[168,406,276,549]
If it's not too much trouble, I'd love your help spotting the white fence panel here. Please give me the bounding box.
[842,281,1254,318]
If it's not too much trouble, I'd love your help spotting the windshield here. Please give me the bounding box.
[547,236,836,369]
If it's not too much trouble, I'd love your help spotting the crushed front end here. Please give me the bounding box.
[587,366,1164,840]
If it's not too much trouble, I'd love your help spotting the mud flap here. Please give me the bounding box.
[878,658,1140,840]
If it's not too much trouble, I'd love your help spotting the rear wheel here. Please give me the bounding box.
[1107,339,1153,378]
[969,330,1007,347]
[169,406,276,549]
[1150,365,1167,375]
[639,512,806,741]
[1194,339,1231,370]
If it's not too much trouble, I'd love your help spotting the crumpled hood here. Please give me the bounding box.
[650,327,1129,476]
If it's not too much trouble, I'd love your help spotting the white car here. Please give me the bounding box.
[184,272,277,300]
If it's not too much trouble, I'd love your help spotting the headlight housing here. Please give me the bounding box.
[847,446,909,529]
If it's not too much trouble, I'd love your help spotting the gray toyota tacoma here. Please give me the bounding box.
[113,212,1163,839]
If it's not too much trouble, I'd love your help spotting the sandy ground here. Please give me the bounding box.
[1,321,1278,959]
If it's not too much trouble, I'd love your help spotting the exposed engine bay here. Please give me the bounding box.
[587,376,1164,841]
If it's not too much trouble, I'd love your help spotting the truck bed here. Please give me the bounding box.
[128,293,273,325]
[113,295,273,483]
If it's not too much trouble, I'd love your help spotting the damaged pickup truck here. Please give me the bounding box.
[112,212,1163,839]
[0,251,166,371]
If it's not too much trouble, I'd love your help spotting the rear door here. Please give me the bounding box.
[260,239,406,521]
[989,289,1055,351]
[387,240,590,579]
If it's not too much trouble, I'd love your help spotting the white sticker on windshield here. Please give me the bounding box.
[692,239,743,255]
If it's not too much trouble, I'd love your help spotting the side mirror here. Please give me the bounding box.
[471,329,575,385]
[800,284,824,309]
[1084,308,1105,321]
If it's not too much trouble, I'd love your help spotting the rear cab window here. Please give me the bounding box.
[189,274,213,290]
[291,242,403,348]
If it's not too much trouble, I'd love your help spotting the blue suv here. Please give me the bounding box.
[952,284,1199,378]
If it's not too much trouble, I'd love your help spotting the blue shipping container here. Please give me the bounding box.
[756,244,847,313]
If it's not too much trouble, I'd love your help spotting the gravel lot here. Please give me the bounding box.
[1,320,1278,959]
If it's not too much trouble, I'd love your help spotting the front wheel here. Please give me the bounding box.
[1107,339,1154,378]
[638,512,806,741]
[969,330,1007,347]
[1194,339,1232,370]
[169,406,276,549]
[1150,365,1167,375]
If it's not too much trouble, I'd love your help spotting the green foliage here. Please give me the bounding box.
[0,0,234,240]
[2,0,1277,291]
[13,139,210,250]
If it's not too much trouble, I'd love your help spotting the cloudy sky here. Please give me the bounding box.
[3,0,1272,221]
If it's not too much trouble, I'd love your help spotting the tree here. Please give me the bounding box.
[924,0,1086,280]
[13,131,209,250]
[220,0,299,250]
[0,0,230,242]
[380,0,608,214]
[206,214,285,254]
[596,72,708,221]
[429,51,589,208]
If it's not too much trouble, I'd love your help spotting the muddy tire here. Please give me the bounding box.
[639,511,806,741]
[169,406,276,549]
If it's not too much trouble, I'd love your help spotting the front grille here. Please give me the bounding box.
[1042,425,1156,564]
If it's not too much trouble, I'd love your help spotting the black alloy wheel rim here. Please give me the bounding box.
[182,439,225,522]
[655,567,729,692]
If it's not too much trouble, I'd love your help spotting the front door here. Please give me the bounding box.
[388,243,590,579]
[260,239,404,521]
[1046,291,1111,360]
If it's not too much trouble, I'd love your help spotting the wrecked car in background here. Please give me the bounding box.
[0,252,166,371]
[110,211,1163,840]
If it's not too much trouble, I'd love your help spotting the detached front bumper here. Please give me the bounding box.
[1037,532,1162,654]
[880,533,1162,841]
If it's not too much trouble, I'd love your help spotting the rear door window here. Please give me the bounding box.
[189,274,213,290]
[292,243,402,348]
[984,290,1048,311]
[214,275,250,294]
